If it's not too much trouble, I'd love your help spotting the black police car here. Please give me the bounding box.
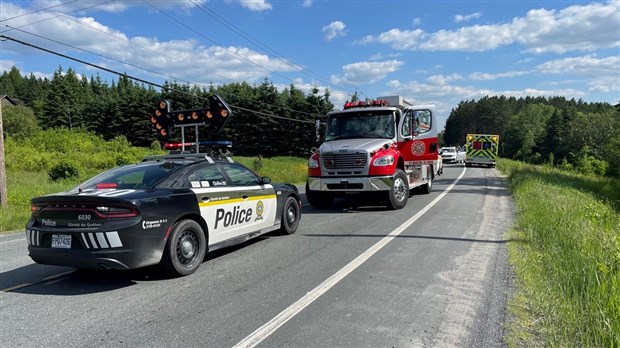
[25,152,301,276]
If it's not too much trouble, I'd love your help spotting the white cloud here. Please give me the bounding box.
[469,71,530,81]
[0,60,20,73]
[356,29,425,50]
[0,4,293,85]
[302,0,313,8]
[454,12,482,23]
[420,24,514,51]
[536,55,620,93]
[237,0,272,11]
[383,78,587,130]
[427,74,464,84]
[30,0,205,13]
[331,60,404,85]
[357,1,620,53]
[368,52,403,61]
[322,21,347,41]
[412,18,421,26]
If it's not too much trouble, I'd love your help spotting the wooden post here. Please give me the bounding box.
[0,99,7,208]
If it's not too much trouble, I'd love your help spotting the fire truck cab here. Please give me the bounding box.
[306,96,439,210]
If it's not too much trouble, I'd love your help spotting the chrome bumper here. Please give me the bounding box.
[307,176,393,192]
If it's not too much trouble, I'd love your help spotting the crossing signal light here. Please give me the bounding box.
[172,110,203,125]
[151,100,172,138]
[205,95,232,134]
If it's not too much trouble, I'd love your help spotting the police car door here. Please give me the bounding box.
[187,164,242,245]
[219,163,277,236]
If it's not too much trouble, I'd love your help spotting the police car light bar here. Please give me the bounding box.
[343,99,390,109]
[164,142,195,150]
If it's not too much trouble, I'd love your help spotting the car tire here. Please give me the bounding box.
[305,182,334,209]
[161,219,206,277]
[279,196,301,235]
[385,169,408,210]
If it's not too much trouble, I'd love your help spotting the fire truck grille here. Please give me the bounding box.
[322,153,367,169]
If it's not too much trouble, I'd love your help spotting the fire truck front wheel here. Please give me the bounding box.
[305,182,334,209]
[385,169,408,210]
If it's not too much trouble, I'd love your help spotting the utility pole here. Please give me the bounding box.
[0,98,7,207]
[0,95,18,208]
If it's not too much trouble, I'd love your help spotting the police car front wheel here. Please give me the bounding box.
[161,219,206,277]
[279,196,301,235]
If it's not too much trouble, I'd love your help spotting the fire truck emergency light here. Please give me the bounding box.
[343,99,389,109]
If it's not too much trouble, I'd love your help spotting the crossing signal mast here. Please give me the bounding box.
[150,95,233,153]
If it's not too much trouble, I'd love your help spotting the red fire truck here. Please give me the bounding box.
[306,96,440,210]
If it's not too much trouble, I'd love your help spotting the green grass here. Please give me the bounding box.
[235,155,308,185]
[0,156,308,233]
[1,170,80,232]
[498,159,620,347]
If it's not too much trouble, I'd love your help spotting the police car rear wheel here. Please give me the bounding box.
[386,169,408,210]
[279,196,300,235]
[162,220,206,277]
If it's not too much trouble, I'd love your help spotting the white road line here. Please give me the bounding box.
[0,236,26,245]
[234,167,467,348]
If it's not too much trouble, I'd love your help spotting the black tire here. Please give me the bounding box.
[161,220,206,277]
[420,172,432,194]
[385,169,408,210]
[279,196,301,235]
[305,182,334,209]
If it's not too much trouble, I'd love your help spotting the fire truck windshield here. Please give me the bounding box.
[325,112,395,141]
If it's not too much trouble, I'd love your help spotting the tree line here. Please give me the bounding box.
[442,95,620,177]
[0,66,333,157]
[2,65,619,177]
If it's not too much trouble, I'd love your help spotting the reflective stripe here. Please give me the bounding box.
[88,233,98,248]
[95,233,109,248]
[106,231,122,248]
[81,233,90,248]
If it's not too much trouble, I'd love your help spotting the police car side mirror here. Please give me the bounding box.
[261,176,271,185]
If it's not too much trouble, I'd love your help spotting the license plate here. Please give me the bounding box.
[51,234,71,249]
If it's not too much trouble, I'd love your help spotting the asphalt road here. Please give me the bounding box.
[0,164,514,348]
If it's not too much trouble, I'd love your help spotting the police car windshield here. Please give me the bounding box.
[73,161,186,191]
[325,112,395,141]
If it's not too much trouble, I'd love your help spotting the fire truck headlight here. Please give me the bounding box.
[373,155,394,167]
[308,158,319,168]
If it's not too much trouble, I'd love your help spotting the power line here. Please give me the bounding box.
[0,0,116,31]
[142,0,296,86]
[188,0,359,96]
[0,34,317,124]
[2,4,323,119]
[0,0,80,23]
[2,1,336,117]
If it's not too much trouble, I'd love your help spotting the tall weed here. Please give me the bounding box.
[500,159,620,347]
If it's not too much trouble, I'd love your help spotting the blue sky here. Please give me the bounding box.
[1,0,619,130]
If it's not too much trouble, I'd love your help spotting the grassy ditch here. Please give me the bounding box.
[498,159,619,347]
[1,156,307,233]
